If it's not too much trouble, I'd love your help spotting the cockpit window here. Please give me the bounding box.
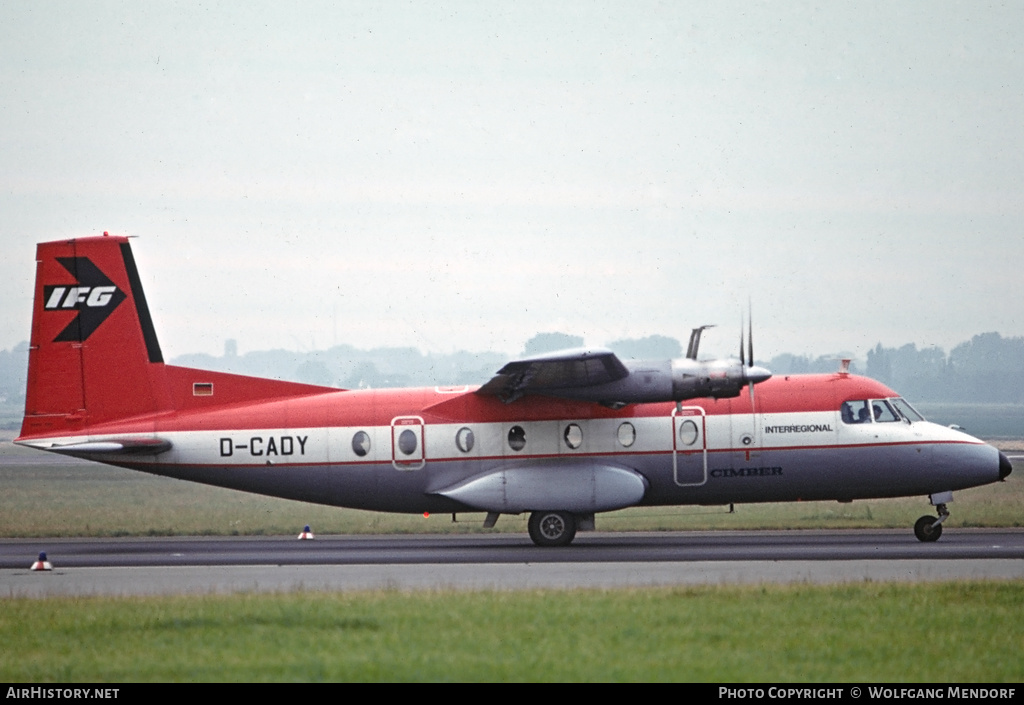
[841,399,907,424]
[841,400,873,424]
[891,397,926,422]
[871,399,900,422]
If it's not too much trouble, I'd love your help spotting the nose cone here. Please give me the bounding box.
[999,451,1013,480]
[745,365,772,385]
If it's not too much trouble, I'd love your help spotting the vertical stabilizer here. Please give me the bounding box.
[21,235,170,437]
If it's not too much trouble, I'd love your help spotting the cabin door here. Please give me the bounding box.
[672,406,708,486]
[391,416,425,470]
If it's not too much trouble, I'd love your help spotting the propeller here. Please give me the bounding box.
[670,313,771,405]
[740,301,771,407]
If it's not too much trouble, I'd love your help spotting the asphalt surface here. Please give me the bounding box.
[2,529,1022,596]
[4,528,1024,567]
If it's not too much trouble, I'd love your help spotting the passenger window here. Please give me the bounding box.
[617,422,636,448]
[352,431,371,456]
[456,427,475,453]
[397,429,418,455]
[564,423,583,449]
[678,419,699,446]
[508,425,526,451]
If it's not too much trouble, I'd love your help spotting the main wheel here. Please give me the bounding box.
[914,515,942,542]
[528,511,577,547]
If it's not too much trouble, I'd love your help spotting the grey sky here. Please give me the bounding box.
[2,1,1022,363]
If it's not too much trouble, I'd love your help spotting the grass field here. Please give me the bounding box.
[3,582,1022,682]
[1,438,1021,538]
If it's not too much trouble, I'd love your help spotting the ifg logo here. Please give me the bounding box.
[43,257,126,342]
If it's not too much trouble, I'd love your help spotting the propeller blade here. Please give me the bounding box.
[744,299,766,411]
[739,314,746,367]
[748,304,755,409]
[747,299,754,369]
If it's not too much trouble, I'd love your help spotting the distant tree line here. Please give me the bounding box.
[865,332,1024,403]
[0,343,28,407]
[1,331,1022,406]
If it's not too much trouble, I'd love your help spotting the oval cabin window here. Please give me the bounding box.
[352,431,371,457]
[678,420,699,446]
[563,423,583,449]
[617,422,636,448]
[456,427,475,453]
[508,425,526,452]
[398,429,418,455]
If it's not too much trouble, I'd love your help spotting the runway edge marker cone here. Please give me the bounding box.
[31,551,52,571]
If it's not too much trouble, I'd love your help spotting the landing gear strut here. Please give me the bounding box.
[913,502,950,543]
[528,511,577,547]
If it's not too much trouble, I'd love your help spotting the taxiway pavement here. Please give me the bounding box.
[2,529,1022,597]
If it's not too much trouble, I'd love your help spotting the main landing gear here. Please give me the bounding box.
[528,511,578,547]
[914,495,951,543]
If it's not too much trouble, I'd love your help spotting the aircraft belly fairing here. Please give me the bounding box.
[433,461,648,514]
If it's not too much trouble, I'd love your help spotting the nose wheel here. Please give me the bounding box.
[528,511,577,547]
[913,502,950,542]
[914,515,942,542]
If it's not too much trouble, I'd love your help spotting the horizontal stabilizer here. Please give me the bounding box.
[40,438,172,456]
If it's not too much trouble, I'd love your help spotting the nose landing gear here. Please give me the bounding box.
[914,500,950,542]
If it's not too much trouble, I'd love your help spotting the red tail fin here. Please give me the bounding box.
[21,234,337,440]
[22,235,170,436]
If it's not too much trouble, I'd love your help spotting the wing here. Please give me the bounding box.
[476,347,630,403]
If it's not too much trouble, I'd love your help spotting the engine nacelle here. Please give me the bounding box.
[539,357,771,406]
[670,357,771,400]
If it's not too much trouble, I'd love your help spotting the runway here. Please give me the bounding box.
[2,529,1023,597]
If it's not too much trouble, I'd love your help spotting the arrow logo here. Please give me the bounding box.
[43,257,127,342]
